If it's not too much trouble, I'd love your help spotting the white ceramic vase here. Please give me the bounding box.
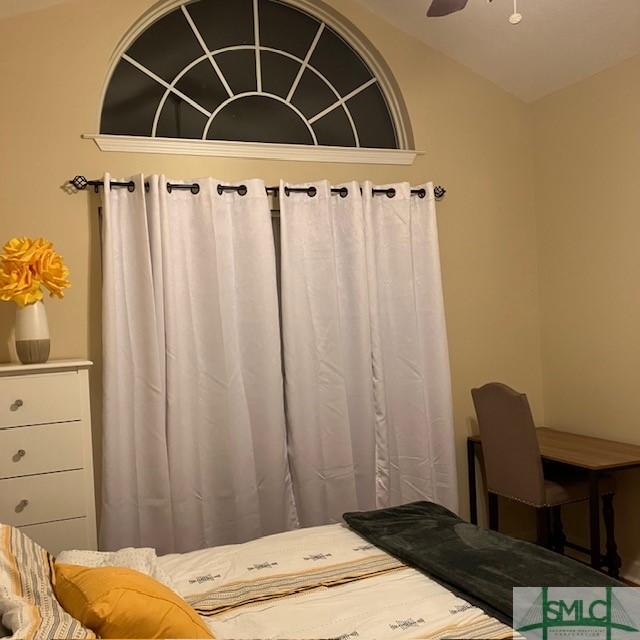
[15,301,50,364]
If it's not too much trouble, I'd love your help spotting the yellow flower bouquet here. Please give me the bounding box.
[0,237,70,364]
[0,237,70,307]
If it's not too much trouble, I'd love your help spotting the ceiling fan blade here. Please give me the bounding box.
[427,0,469,17]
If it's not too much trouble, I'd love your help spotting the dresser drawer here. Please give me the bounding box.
[0,422,84,479]
[0,372,81,428]
[20,518,90,556]
[0,470,86,527]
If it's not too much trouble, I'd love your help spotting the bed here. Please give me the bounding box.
[0,501,621,640]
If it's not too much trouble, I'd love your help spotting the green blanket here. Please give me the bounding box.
[344,501,622,624]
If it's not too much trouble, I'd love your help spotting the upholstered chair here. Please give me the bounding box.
[471,383,618,567]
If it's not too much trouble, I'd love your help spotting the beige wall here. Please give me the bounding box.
[532,53,640,580]
[0,1,544,527]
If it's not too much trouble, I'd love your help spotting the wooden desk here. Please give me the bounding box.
[467,428,640,575]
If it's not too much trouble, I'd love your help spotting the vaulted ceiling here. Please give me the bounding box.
[357,0,640,102]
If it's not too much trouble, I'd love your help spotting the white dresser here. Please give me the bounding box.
[0,360,97,555]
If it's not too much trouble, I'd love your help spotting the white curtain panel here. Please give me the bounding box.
[281,181,458,526]
[101,175,297,554]
[280,181,378,526]
[363,182,458,513]
[101,175,172,552]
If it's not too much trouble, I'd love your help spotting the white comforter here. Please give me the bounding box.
[157,524,514,639]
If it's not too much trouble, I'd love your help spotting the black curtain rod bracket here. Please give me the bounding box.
[70,176,446,201]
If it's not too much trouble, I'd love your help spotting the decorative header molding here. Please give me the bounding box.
[83,134,421,165]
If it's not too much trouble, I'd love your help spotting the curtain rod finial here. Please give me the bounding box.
[71,176,89,191]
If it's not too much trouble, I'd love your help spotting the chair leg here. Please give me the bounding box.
[551,506,566,554]
[602,494,621,578]
[536,507,552,549]
[488,492,499,531]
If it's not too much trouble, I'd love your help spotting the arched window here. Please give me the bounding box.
[91,0,417,164]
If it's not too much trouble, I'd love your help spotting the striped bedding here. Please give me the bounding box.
[0,525,94,640]
[159,523,517,639]
[188,553,405,616]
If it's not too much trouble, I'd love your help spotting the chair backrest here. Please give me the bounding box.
[471,382,545,506]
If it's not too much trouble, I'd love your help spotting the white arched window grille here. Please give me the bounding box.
[85,0,418,164]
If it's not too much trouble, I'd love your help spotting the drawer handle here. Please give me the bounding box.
[12,449,26,462]
[10,399,24,412]
[15,499,29,513]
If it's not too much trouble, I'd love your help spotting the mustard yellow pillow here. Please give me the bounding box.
[54,564,213,639]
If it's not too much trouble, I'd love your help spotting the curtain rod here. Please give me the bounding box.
[69,176,447,201]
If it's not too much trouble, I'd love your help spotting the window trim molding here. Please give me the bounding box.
[95,0,417,158]
[83,134,421,165]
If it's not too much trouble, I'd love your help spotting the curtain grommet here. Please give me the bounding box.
[374,187,397,198]
[219,184,247,196]
[127,181,135,193]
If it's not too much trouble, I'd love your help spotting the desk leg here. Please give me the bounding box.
[467,440,478,525]
[589,471,601,570]
[603,494,621,578]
